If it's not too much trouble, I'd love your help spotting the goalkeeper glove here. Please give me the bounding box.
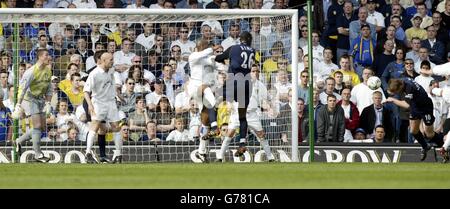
[12,104,23,119]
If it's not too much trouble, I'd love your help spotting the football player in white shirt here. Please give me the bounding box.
[83,51,123,163]
[422,61,450,162]
[188,39,219,162]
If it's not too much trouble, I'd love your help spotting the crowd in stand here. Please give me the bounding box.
[0,0,449,145]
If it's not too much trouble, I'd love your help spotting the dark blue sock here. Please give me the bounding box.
[207,107,217,130]
[413,132,428,149]
[98,134,106,157]
[239,118,248,144]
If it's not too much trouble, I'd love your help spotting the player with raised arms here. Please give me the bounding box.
[187,39,219,162]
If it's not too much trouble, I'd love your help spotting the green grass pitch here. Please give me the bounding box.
[1,163,449,188]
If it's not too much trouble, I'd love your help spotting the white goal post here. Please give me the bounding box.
[0,8,299,163]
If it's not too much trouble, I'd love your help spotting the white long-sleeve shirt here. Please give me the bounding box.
[166,129,191,142]
[188,48,214,83]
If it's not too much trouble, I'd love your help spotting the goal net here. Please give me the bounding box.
[0,9,299,163]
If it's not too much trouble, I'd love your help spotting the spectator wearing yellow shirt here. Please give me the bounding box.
[58,63,79,92]
[61,72,84,108]
[331,54,360,87]
[262,41,284,84]
[405,14,428,43]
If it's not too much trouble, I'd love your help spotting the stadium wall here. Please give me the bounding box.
[0,142,442,163]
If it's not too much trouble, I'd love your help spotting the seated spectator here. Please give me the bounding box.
[75,37,94,65]
[128,96,151,141]
[119,78,141,114]
[415,3,432,29]
[85,42,105,71]
[262,41,284,84]
[372,125,387,143]
[54,99,77,141]
[152,96,175,140]
[140,120,161,141]
[346,127,376,143]
[166,117,191,142]
[125,64,151,94]
[351,67,386,114]
[61,72,84,108]
[120,123,131,142]
[58,63,80,92]
[146,78,169,111]
[175,80,191,114]
[317,95,346,142]
[72,0,97,8]
[402,58,420,79]
[49,76,74,113]
[66,127,80,142]
[273,69,292,106]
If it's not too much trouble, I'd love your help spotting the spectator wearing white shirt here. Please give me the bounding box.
[414,60,434,94]
[146,78,172,110]
[72,0,97,8]
[170,26,196,61]
[414,47,436,73]
[126,0,147,8]
[85,42,105,71]
[319,77,342,105]
[302,31,325,64]
[315,47,338,81]
[201,21,224,41]
[149,0,165,9]
[273,69,292,106]
[135,23,156,51]
[221,24,241,51]
[166,118,191,142]
[350,67,386,113]
[113,38,136,73]
[175,80,192,114]
[366,0,385,32]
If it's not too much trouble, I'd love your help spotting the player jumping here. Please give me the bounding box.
[187,39,219,163]
[384,62,444,161]
[215,31,255,159]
